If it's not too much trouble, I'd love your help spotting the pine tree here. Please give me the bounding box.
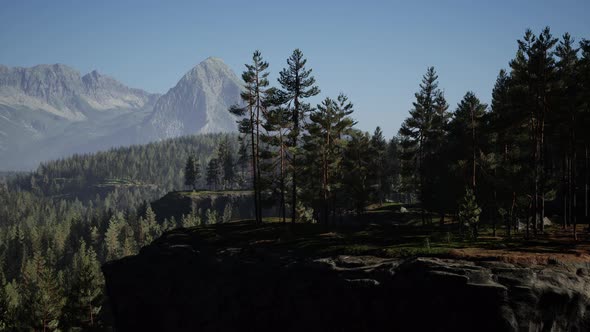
[121,225,137,257]
[277,49,320,222]
[229,51,271,224]
[510,27,558,237]
[385,137,402,200]
[184,156,200,190]
[488,69,527,237]
[370,126,388,205]
[302,94,355,223]
[342,130,372,216]
[62,240,103,329]
[398,67,449,224]
[104,213,124,261]
[1,280,19,330]
[237,138,250,187]
[181,209,201,228]
[139,206,160,247]
[206,158,220,190]
[449,91,488,189]
[580,39,590,228]
[260,97,291,222]
[217,139,235,189]
[222,203,232,223]
[19,253,65,331]
[0,272,9,330]
[205,209,218,225]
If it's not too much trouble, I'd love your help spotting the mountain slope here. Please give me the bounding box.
[143,57,242,140]
[0,64,160,170]
[0,58,243,170]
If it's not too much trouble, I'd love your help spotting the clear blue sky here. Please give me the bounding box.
[1,0,589,137]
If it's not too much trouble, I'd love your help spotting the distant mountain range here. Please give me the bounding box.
[0,57,242,170]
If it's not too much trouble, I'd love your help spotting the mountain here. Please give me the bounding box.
[143,57,242,140]
[0,58,242,171]
[0,64,158,120]
[0,64,160,170]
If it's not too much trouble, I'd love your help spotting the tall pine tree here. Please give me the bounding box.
[277,49,320,222]
[229,51,271,224]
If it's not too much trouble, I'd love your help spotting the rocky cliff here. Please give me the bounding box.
[150,190,256,222]
[103,223,590,332]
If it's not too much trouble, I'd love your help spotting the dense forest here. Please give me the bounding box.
[396,28,590,240]
[1,27,589,330]
[9,133,242,199]
[0,134,246,329]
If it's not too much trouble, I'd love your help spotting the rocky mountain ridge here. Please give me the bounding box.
[0,64,158,120]
[144,57,241,140]
[0,58,242,170]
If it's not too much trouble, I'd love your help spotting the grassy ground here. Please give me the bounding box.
[95,178,155,188]
[173,189,254,197]
[165,203,590,265]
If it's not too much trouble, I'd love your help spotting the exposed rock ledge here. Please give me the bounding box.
[103,230,590,332]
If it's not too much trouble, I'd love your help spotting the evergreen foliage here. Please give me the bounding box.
[184,156,200,190]
[458,188,482,239]
[277,49,320,222]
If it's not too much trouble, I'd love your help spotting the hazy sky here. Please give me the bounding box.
[1,0,589,137]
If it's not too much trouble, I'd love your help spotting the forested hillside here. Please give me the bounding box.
[0,133,246,329]
[10,133,241,199]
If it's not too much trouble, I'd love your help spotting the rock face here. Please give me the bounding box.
[0,64,157,121]
[150,191,257,222]
[143,57,242,141]
[103,228,590,332]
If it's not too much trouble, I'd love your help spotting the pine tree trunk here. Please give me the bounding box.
[280,138,286,223]
[90,303,94,326]
[535,134,540,235]
[568,154,572,228]
[291,94,300,223]
[471,105,477,189]
[585,145,588,227]
[249,104,260,224]
[492,202,497,237]
[255,105,262,224]
[573,124,578,240]
[563,153,569,229]
[510,192,516,238]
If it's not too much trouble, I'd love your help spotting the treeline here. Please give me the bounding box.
[398,28,590,238]
[185,138,250,191]
[10,133,241,199]
[228,50,401,224]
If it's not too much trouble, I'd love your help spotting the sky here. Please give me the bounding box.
[1,0,589,137]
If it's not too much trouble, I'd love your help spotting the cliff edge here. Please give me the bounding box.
[102,222,590,331]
